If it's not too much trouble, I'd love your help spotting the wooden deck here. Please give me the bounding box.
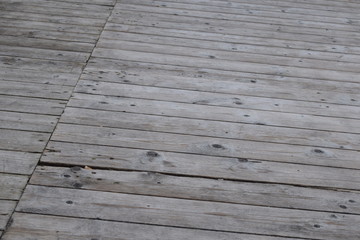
[1,0,360,239]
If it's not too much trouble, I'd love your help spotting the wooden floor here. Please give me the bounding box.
[1,0,360,239]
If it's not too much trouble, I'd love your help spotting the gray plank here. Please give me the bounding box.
[16,185,360,239]
[107,11,360,47]
[0,35,94,52]
[42,141,360,190]
[0,95,66,115]
[0,173,28,200]
[104,23,360,56]
[100,31,360,64]
[60,107,360,150]
[0,67,78,86]
[92,48,360,83]
[32,166,360,214]
[0,111,58,132]
[0,150,40,175]
[80,70,360,118]
[96,39,360,72]
[73,82,360,133]
[0,45,90,62]
[0,200,16,231]
[0,80,73,100]
[0,56,83,74]
[3,213,301,240]
[0,129,49,152]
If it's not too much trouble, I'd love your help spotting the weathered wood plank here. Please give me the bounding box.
[83,59,360,93]
[100,31,360,64]
[16,185,360,239]
[0,27,98,44]
[74,82,360,133]
[0,18,102,35]
[0,0,113,12]
[0,80,72,100]
[0,173,28,200]
[0,150,40,175]
[78,72,360,107]
[32,166,360,214]
[0,56,83,74]
[0,200,16,231]
[0,95,66,115]
[92,48,360,83]
[80,70,360,119]
[3,213,300,240]
[0,4,110,19]
[108,11,360,47]
[117,0,360,26]
[0,11,107,27]
[103,24,360,56]
[50,123,360,169]
[42,141,360,190]
[0,67,78,86]
[157,0,360,17]
[0,111,58,132]
[0,45,89,62]
[115,2,360,33]
[0,129,49,152]
[95,40,360,73]
[60,107,360,150]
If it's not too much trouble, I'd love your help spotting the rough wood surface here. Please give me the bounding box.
[16,185,360,240]
[31,166,360,214]
[3,0,360,239]
[42,141,360,190]
[0,173,28,200]
[0,150,40,175]
[3,213,304,240]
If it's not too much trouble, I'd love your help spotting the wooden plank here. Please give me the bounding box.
[42,141,360,190]
[0,150,40,175]
[82,63,360,106]
[91,48,360,83]
[0,80,73,100]
[0,111,58,132]
[95,39,360,73]
[0,200,16,231]
[80,70,360,119]
[157,0,360,18]
[103,24,360,56]
[0,27,98,44]
[0,173,28,200]
[0,95,67,115]
[83,59,360,93]
[0,129,49,152]
[32,166,360,214]
[50,124,360,169]
[0,0,113,12]
[117,0,360,26]
[0,35,94,52]
[0,56,83,74]
[73,82,360,133]
[3,213,299,240]
[0,67,78,86]
[16,185,360,239]
[0,11,107,27]
[115,2,360,32]
[100,31,360,64]
[0,4,110,19]
[108,11,360,47]
[0,18,102,35]
[60,107,360,151]
[0,45,90,62]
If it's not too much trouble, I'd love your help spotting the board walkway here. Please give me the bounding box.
[1,0,360,239]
